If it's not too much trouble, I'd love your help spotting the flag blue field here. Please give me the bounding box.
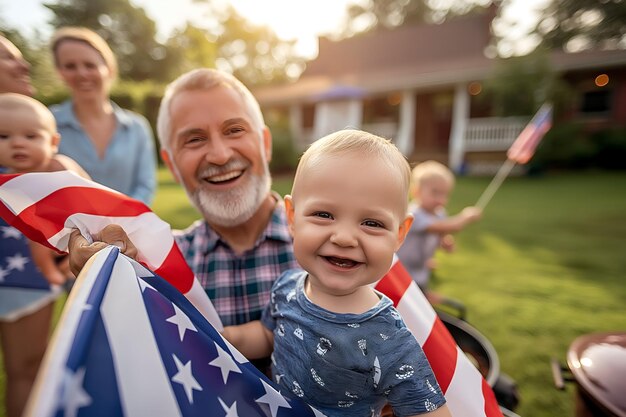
[0,218,51,290]
[25,246,323,417]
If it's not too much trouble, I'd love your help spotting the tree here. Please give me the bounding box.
[482,48,573,116]
[161,25,219,81]
[45,0,306,86]
[339,0,493,37]
[214,5,305,85]
[533,0,626,51]
[0,19,67,98]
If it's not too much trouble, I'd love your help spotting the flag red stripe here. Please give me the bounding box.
[375,262,412,306]
[377,261,458,393]
[16,187,150,240]
[152,244,194,293]
[517,123,550,160]
[0,177,194,293]
[0,199,62,253]
[0,173,18,186]
[507,104,552,165]
[422,318,458,393]
[482,378,502,417]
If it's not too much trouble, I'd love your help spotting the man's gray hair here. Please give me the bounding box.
[156,68,265,154]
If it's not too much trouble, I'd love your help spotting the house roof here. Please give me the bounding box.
[254,12,494,106]
[253,12,626,106]
[303,12,493,78]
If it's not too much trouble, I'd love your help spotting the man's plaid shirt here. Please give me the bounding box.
[173,197,298,326]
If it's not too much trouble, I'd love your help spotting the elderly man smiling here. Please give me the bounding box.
[70,68,299,329]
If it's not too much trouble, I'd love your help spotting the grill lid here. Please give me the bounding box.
[567,332,626,417]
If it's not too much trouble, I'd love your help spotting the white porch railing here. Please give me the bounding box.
[464,116,529,151]
[299,117,531,155]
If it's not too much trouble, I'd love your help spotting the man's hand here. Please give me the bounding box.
[68,224,138,276]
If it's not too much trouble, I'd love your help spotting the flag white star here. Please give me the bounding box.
[171,354,202,404]
[0,267,8,282]
[137,278,156,293]
[218,397,239,417]
[221,335,249,364]
[166,304,197,341]
[6,253,28,271]
[59,367,92,417]
[1,226,21,239]
[255,380,291,417]
[208,343,241,384]
[310,406,328,417]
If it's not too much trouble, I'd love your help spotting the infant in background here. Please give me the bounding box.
[0,93,89,285]
[396,160,481,302]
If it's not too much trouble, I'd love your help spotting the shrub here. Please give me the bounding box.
[592,127,626,170]
[531,122,626,171]
[266,113,299,175]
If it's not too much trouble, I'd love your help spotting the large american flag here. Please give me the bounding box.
[0,171,503,417]
[25,245,323,416]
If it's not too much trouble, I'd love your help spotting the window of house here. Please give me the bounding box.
[362,94,400,124]
[580,89,612,115]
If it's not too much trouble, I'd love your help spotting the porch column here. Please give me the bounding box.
[313,100,363,140]
[288,104,304,147]
[395,91,416,156]
[449,83,470,173]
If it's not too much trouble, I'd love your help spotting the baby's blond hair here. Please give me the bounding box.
[411,160,455,192]
[293,129,411,211]
[0,93,57,133]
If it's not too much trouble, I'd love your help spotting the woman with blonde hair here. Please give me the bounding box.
[50,27,157,205]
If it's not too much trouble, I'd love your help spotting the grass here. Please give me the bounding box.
[433,172,626,416]
[2,168,625,417]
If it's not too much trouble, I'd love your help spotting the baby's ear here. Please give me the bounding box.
[51,133,61,151]
[395,213,414,250]
[284,195,295,236]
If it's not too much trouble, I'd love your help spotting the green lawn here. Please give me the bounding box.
[439,172,626,417]
[2,169,625,417]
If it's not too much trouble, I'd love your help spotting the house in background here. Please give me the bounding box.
[252,10,626,173]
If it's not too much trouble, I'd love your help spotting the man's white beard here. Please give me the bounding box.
[190,163,272,228]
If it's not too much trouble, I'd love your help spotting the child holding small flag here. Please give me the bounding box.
[396,161,481,302]
[223,129,451,417]
[0,93,89,286]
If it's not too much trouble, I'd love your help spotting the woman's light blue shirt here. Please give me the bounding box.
[52,100,157,205]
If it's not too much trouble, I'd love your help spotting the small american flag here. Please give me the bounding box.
[507,103,553,164]
[0,171,502,417]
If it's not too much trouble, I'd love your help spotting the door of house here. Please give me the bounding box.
[413,91,453,159]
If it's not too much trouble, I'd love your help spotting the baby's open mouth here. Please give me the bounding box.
[324,256,361,268]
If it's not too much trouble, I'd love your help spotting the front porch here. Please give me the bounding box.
[291,105,529,174]
[285,83,531,174]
